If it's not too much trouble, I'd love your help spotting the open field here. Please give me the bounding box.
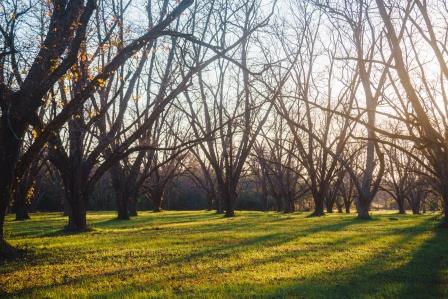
[1,211,447,298]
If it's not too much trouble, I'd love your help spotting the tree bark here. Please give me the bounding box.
[397,197,406,214]
[66,193,87,232]
[116,192,130,220]
[261,181,268,211]
[411,206,420,215]
[310,192,325,216]
[356,196,371,220]
[223,190,236,217]
[128,195,138,217]
[206,191,214,211]
[152,189,164,212]
[337,204,343,213]
[0,113,24,250]
[215,192,224,214]
[14,183,30,221]
[275,196,283,212]
[444,200,448,226]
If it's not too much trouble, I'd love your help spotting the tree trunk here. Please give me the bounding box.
[63,197,71,216]
[66,194,87,232]
[443,196,448,226]
[14,185,30,221]
[223,191,236,217]
[290,199,295,213]
[356,196,371,220]
[310,192,325,216]
[275,197,283,212]
[337,204,343,213]
[411,206,420,215]
[261,181,268,211]
[152,189,164,212]
[439,183,448,226]
[215,192,224,214]
[206,191,214,211]
[0,118,24,255]
[0,204,13,258]
[397,198,406,214]
[345,205,350,214]
[128,195,138,217]
[116,192,130,220]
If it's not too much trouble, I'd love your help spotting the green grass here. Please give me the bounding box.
[1,211,447,298]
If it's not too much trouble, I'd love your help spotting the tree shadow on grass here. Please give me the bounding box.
[252,216,447,299]
[5,216,358,297]
[5,214,442,298]
[92,212,222,230]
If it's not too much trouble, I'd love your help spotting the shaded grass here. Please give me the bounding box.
[1,211,447,298]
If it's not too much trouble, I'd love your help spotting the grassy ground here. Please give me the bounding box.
[0,211,447,298]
